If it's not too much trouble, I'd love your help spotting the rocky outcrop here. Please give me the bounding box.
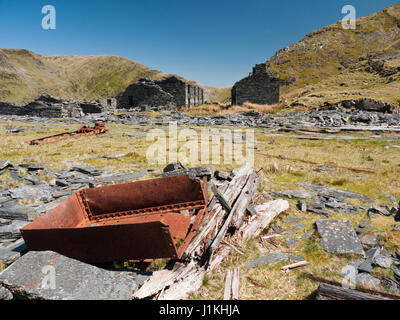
[322,98,397,113]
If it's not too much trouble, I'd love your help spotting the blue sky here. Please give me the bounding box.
[0,0,398,87]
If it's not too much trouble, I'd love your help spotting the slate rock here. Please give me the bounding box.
[358,259,373,273]
[365,247,381,260]
[297,200,307,212]
[9,185,53,201]
[0,251,150,300]
[275,190,316,199]
[392,267,400,281]
[69,166,101,176]
[299,182,370,200]
[359,220,370,228]
[368,206,391,217]
[302,229,315,239]
[245,252,291,268]
[373,254,393,269]
[0,160,11,171]
[316,220,364,255]
[284,217,306,224]
[19,163,45,171]
[0,204,36,221]
[285,238,298,248]
[124,132,146,138]
[292,224,306,231]
[0,285,12,300]
[97,170,147,183]
[0,239,26,266]
[163,162,185,173]
[395,207,400,222]
[356,273,381,288]
[215,170,230,181]
[0,220,29,240]
[307,208,330,217]
[358,232,380,248]
[9,170,24,181]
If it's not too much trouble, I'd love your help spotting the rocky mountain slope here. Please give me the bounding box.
[0,49,166,104]
[265,4,400,107]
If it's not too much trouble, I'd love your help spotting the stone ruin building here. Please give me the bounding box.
[0,95,117,118]
[116,76,205,110]
[231,63,280,106]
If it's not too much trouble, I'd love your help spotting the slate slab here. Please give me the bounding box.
[274,190,316,199]
[0,239,26,265]
[97,170,148,183]
[358,232,380,248]
[245,252,306,268]
[285,238,299,248]
[0,220,29,240]
[373,254,393,269]
[316,220,364,255]
[0,204,36,221]
[358,259,373,273]
[299,182,370,201]
[9,185,53,201]
[0,251,150,300]
[356,273,381,288]
[69,166,101,176]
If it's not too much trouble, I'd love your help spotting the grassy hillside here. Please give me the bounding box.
[0,49,165,103]
[266,4,400,107]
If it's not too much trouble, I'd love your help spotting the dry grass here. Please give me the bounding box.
[180,102,284,117]
[1,120,399,299]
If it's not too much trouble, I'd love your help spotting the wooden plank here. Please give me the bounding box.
[232,171,259,229]
[223,270,233,300]
[316,283,391,300]
[281,260,309,271]
[183,163,252,259]
[231,268,240,300]
[208,199,289,271]
[240,200,290,240]
[208,171,255,256]
[133,196,290,300]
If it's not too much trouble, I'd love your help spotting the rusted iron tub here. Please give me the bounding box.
[21,175,208,263]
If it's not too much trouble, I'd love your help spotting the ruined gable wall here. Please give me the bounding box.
[232,64,280,106]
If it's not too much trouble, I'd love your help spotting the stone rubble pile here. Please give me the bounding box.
[1,108,399,131]
[269,183,400,293]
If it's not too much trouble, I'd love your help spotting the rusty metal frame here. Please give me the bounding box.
[21,175,208,263]
[27,122,109,146]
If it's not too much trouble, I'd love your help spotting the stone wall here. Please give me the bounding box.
[231,63,280,106]
[0,95,117,118]
[116,76,205,109]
